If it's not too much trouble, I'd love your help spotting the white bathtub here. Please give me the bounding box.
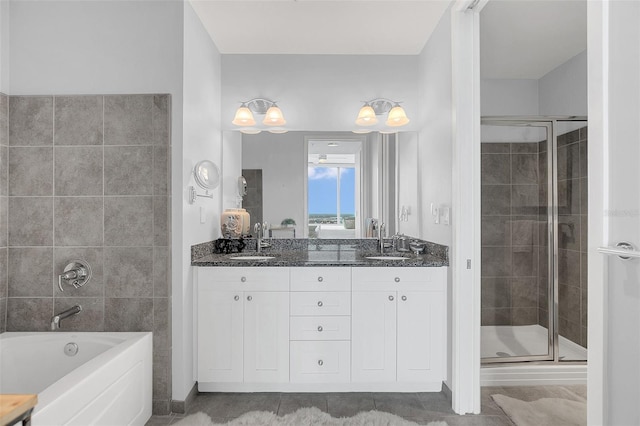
[0,332,152,426]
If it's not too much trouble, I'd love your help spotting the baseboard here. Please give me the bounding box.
[481,364,587,387]
[171,382,199,414]
[197,381,444,393]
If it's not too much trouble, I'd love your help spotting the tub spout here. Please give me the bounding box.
[51,305,82,330]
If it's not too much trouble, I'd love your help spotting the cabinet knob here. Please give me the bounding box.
[389,295,394,301]
[317,301,323,307]
[234,295,240,301]
[394,277,400,283]
[317,325,323,332]
[241,276,247,283]
[401,295,407,301]
[318,360,324,366]
[247,295,252,301]
[317,276,323,282]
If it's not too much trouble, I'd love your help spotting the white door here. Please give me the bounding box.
[351,291,397,382]
[589,1,640,424]
[397,291,445,383]
[197,290,243,382]
[244,291,290,383]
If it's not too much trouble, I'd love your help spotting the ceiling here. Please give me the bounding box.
[190,0,587,79]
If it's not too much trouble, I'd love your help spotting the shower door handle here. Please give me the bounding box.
[597,242,640,260]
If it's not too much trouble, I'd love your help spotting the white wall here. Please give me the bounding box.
[417,4,453,388]
[242,132,306,237]
[480,79,539,116]
[0,0,9,93]
[221,55,419,131]
[539,50,587,116]
[175,0,222,401]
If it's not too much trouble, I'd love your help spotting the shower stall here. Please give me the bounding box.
[480,117,588,369]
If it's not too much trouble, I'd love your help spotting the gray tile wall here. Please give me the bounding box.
[481,142,542,328]
[5,94,172,413]
[481,127,588,350]
[0,93,7,332]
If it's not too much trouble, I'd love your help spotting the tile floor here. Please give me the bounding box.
[146,385,586,425]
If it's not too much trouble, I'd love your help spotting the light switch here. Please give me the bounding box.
[441,206,450,225]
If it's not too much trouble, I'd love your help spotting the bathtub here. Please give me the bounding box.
[0,332,152,426]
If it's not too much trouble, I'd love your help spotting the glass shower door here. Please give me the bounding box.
[480,121,553,363]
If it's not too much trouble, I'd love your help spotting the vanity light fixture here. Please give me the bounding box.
[354,98,410,130]
[232,98,288,134]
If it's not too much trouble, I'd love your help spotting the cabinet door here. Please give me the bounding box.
[397,291,445,382]
[244,291,290,383]
[198,290,243,382]
[351,291,397,382]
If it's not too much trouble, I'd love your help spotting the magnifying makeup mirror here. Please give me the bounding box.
[188,160,220,204]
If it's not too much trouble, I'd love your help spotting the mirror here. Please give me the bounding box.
[194,160,220,190]
[224,131,419,239]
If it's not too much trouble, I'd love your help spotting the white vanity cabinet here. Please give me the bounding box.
[196,267,290,389]
[351,267,446,388]
[289,267,351,383]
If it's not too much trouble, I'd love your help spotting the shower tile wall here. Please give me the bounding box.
[4,95,172,413]
[538,127,588,348]
[0,93,7,332]
[481,142,542,327]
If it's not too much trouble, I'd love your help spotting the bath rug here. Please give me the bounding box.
[172,406,448,426]
[491,394,586,426]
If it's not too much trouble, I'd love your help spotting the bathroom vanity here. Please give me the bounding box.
[191,239,448,392]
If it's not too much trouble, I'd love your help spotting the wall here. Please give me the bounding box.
[539,50,587,116]
[175,1,222,403]
[5,94,172,413]
[7,0,184,414]
[0,0,8,93]
[417,4,453,386]
[221,55,419,131]
[0,93,6,331]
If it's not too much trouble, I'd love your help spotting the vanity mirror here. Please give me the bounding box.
[223,131,419,239]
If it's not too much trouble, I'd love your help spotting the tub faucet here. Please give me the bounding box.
[51,305,82,331]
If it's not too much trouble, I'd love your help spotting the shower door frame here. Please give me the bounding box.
[480,116,588,365]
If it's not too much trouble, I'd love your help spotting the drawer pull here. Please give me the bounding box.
[241,276,247,283]
[234,295,239,301]
[317,301,323,307]
[317,276,324,282]
[401,295,407,301]
[389,295,394,301]
[394,277,400,283]
[318,360,324,366]
[247,295,253,301]
[317,325,323,332]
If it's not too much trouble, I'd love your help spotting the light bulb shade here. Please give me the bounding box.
[232,106,256,126]
[239,128,261,135]
[263,105,286,126]
[355,105,378,126]
[385,105,410,127]
[268,128,288,134]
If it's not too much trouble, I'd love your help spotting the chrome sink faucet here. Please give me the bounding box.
[51,305,82,330]
[379,222,386,254]
[254,222,272,253]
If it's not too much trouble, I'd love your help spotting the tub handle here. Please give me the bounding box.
[58,260,92,292]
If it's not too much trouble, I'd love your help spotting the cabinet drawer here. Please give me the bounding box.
[290,267,351,291]
[197,267,289,292]
[352,267,446,292]
[290,292,351,316]
[290,341,350,383]
[290,316,351,341]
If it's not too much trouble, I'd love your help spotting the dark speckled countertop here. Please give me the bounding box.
[191,238,448,268]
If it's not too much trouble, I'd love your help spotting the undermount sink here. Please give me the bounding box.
[230,255,275,261]
[365,256,409,261]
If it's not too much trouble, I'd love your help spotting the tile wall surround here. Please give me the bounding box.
[480,127,588,349]
[3,94,172,414]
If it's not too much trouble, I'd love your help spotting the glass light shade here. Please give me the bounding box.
[352,129,372,134]
[239,128,261,135]
[232,106,256,126]
[355,105,378,126]
[263,105,286,126]
[385,105,410,127]
[268,128,288,134]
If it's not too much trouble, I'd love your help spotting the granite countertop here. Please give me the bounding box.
[191,238,449,268]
